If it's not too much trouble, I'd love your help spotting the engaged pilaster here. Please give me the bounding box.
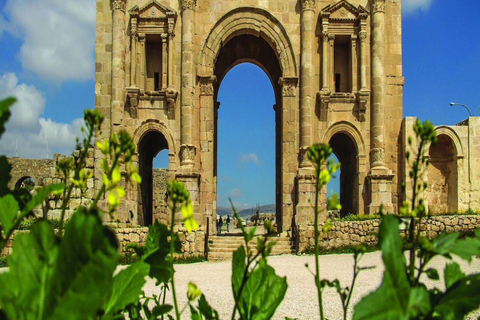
[368,0,393,214]
[180,0,197,168]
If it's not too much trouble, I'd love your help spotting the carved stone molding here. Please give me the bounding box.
[372,0,386,13]
[180,144,197,166]
[358,31,367,42]
[182,0,197,11]
[165,86,178,118]
[198,75,216,96]
[111,0,126,12]
[317,90,331,121]
[279,77,298,97]
[126,87,140,118]
[301,0,315,12]
[356,90,369,122]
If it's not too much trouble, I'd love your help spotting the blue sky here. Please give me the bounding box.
[0,0,479,209]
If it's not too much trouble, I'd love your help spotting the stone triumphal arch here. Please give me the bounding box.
[95,0,405,233]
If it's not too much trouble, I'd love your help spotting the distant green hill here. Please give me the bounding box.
[216,204,275,220]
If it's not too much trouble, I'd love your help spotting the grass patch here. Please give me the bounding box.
[119,252,206,265]
[301,244,380,255]
[339,214,381,222]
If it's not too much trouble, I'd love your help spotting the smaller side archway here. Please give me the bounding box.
[427,133,459,214]
[322,122,366,216]
[137,130,170,226]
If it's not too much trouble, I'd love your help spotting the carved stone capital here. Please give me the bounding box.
[111,0,126,12]
[181,0,197,11]
[370,147,385,167]
[322,32,329,43]
[198,75,216,96]
[301,0,315,12]
[279,77,298,97]
[180,144,197,166]
[372,0,386,13]
[138,33,146,42]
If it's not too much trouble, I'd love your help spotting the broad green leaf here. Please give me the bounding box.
[0,220,58,320]
[426,268,440,280]
[434,274,480,320]
[46,208,119,319]
[232,245,246,298]
[407,287,431,318]
[444,262,465,290]
[353,215,413,320]
[237,259,287,320]
[103,262,150,318]
[152,304,173,317]
[0,194,19,237]
[197,294,219,320]
[141,222,177,284]
[0,156,11,197]
[449,237,480,262]
[0,97,15,138]
[432,233,459,256]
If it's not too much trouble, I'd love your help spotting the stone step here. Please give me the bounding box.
[207,234,294,261]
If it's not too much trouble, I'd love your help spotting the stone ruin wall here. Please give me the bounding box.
[7,155,171,222]
[2,225,206,258]
[298,215,480,253]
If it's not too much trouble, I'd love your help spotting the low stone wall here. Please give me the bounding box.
[298,215,480,253]
[2,226,207,259]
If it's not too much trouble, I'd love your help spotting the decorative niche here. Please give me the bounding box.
[126,1,177,118]
[317,0,369,122]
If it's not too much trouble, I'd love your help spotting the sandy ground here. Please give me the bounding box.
[151,252,480,320]
[0,251,478,319]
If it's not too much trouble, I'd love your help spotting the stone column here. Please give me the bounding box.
[198,75,216,233]
[180,0,197,168]
[138,34,146,91]
[321,33,329,91]
[368,0,393,214]
[177,0,200,225]
[328,34,335,90]
[161,34,168,90]
[111,0,126,128]
[130,31,137,87]
[296,0,317,226]
[299,0,315,164]
[359,31,367,91]
[351,34,358,93]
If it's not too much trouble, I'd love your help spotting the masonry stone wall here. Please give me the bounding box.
[298,215,480,253]
[2,225,206,258]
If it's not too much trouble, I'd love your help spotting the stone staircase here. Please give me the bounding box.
[207,233,294,262]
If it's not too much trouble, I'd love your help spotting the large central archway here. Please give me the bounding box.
[198,7,298,232]
[214,35,281,229]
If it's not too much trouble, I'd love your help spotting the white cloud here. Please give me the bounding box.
[402,0,433,15]
[0,73,84,158]
[4,0,96,83]
[239,153,260,165]
[229,188,243,198]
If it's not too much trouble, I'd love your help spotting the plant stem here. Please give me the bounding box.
[314,169,325,320]
[169,200,181,320]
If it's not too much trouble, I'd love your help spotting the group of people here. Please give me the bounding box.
[216,215,231,234]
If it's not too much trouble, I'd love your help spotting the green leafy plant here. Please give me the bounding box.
[306,144,372,320]
[353,120,480,320]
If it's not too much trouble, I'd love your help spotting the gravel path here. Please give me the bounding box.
[147,252,480,320]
